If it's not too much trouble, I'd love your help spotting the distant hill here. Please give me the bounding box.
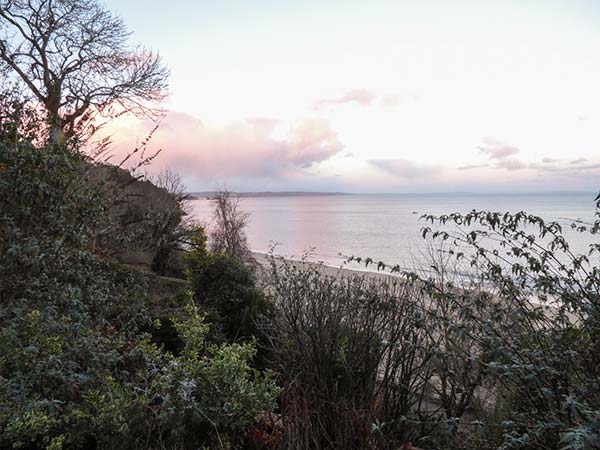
[188,191,351,199]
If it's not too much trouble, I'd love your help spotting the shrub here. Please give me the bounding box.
[0,111,279,449]
[263,257,445,450]
[184,227,273,344]
[339,202,600,450]
[419,208,600,449]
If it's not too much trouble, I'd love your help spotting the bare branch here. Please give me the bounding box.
[0,0,169,142]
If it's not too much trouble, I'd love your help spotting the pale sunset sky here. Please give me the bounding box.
[103,0,600,193]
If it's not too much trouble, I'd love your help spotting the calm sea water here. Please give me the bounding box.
[190,193,598,272]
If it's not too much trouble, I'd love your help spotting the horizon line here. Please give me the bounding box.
[188,189,598,197]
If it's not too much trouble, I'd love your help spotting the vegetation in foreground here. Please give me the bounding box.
[0,103,279,450]
[2,88,600,450]
[1,0,599,448]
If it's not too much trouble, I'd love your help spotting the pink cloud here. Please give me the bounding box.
[102,111,343,179]
[477,137,520,159]
[315,89,377,109]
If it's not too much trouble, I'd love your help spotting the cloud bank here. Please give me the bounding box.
[103,118,599,192]
[457,138,600,184]
[106,111,343,181]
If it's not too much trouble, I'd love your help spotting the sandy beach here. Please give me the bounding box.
[252,251,403,283]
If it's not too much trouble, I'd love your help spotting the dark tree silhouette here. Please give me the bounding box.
[0,0,169,141]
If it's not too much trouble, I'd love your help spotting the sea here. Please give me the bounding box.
[189,192,598,274]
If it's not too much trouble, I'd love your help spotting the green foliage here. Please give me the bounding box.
[0,107,278,449]
[417,208,600,449]
[184,228,273,344]
[0,87,44,143]
[0,299,279,449]
[172,305,280,431]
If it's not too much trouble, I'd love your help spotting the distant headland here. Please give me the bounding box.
[188,191,352,199]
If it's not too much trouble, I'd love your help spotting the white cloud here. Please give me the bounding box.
[368,159,441,179]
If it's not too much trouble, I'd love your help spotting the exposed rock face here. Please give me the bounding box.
[86,163,185,272]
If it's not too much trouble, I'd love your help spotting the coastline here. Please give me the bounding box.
[252,251,401,283]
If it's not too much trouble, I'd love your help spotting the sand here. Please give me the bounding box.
[252,251,402,284]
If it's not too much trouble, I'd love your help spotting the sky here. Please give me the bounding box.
[102,0,600,193]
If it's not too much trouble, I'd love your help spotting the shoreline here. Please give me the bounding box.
[252,251,402,283]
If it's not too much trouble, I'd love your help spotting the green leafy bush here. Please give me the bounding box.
[418,208,600,449]
[0,108,278,450]
[184,228,273,344]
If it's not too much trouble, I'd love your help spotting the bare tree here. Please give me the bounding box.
[209,190,253,262]
[0,0,169,141]
[150,168,190,205]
